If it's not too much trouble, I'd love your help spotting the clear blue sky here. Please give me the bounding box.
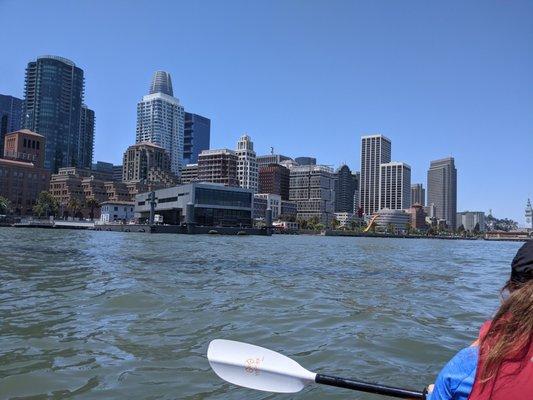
[1,0,531,223]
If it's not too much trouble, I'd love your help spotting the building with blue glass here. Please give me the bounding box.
[22,55,94,172]
[0,94,23,157]
[184,112,210,164]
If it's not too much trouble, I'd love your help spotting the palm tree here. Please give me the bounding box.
[0,196,11,215]
[68,198,81,219]
[85,198,100,220]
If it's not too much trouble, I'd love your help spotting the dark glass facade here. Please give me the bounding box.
[0,94,23,156]
[184,112,210,164]
[79,105,95,169]
[195,187,252,208]
[194,207,251,227]
[23,56,90,172]
[334,164,357,213]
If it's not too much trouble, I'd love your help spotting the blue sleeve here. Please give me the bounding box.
[427,346,478,400]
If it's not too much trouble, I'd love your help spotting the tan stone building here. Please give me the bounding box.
[0,129,50,215]
[122,142,177,186]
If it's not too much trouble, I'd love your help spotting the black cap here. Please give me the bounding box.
[511,241,533,283]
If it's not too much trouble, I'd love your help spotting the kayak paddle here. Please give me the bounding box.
[207,339,427,399]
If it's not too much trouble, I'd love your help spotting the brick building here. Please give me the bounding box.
[0,129,50,215]
[258,163,290,200]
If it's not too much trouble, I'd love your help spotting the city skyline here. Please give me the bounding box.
[0,1,531,222]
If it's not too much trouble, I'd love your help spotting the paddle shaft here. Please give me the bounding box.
[316,374,426,399]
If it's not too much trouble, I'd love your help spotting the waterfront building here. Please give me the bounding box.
[253,193,281,220]
[334,164,357,213]
[122,142,177,186]
[0,94,23,157]
[427,157,457,229]
[136,71,184,175]
[257,154,292,168]
[78,105,95,169]
[22,55,93,172]
[407,203,427,231]
[379,162,411,210]
[184,112,210,164]
[135,182,253,227]
[49,167,144,218]
[236,134,258,192]
[99,201,135,223]
[334,212,359,228]
[360,135,391,216]
[526,199,533,230]
[0,130,50,216]
[258,163,290,200]
[197,149,238,186]
[411,183,425,206]
[289,164,335,225]
[181,163,199,184]
[294,157,316,166]
[456,211,485,232]
[374,208,411,234]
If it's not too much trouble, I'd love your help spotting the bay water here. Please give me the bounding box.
[0,228,521,399]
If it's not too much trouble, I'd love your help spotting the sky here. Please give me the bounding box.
[0,0,532,223]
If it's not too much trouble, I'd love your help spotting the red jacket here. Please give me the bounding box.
[468,321,533,400]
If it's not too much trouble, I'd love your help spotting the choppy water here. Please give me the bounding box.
[0,228,522,399]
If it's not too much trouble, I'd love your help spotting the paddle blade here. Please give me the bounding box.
[207,339,316,393]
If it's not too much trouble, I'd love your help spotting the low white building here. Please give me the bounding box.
[334,212,359,228]
[375,208,410,233]
[100,201,135,223]
[456,211,485,232]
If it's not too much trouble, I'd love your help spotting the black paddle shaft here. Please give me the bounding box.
[315,374,426,399]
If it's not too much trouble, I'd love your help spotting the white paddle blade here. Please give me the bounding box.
[208,339,316,393]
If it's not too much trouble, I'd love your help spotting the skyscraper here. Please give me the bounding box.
[22,55,92,172]
[379,162,411,210]
[411,183,425,206]
[184,112,210,164]
[78,105,95,169]
[197,149,238,186]
[258,163,290,200]
[136,71,184,176]
[359,135,391,215]
[0,94,23,157]
[236,134,258,192]
[427,157,457,229]
[334,164,357,213]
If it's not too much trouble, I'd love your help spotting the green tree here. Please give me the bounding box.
[86,198,100,220]
[0,196,11,215]
[33,191,59,218]
[457,224,465,236]
[386,223,395,234]
[68,198,82,219]
[297,218,308,229]
[331,217,340,230]
[307,216,320,230]
[473,222,480,235]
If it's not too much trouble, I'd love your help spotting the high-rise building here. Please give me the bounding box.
[136,71,184,176]
[289,165,335,225]
[258,163,290,200]
[456,211,485,232]
[0,130,50,215]
[411,183,425,206]
[122,142,176,187]
[184,112,210,164]
[257,154,292,168]
[22,55,93,172]
[352,171,360,213]
[78,105,95,169]
[0,94,23,157]
[427,157,457,229]
[181,163,199,184]
[294,157,316,166]
[236,134,258,192]
[359,135,391,215]
[197,149,238,186]
[379,162,411,210]
[334,164,357,213]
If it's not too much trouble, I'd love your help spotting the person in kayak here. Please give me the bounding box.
[427,240,533,400]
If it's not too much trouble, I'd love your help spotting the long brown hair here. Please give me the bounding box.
[479,279,533,383]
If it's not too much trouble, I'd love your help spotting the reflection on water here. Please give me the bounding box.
[0,228,520,399]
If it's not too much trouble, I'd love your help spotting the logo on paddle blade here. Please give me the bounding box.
[245,357,264,375]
